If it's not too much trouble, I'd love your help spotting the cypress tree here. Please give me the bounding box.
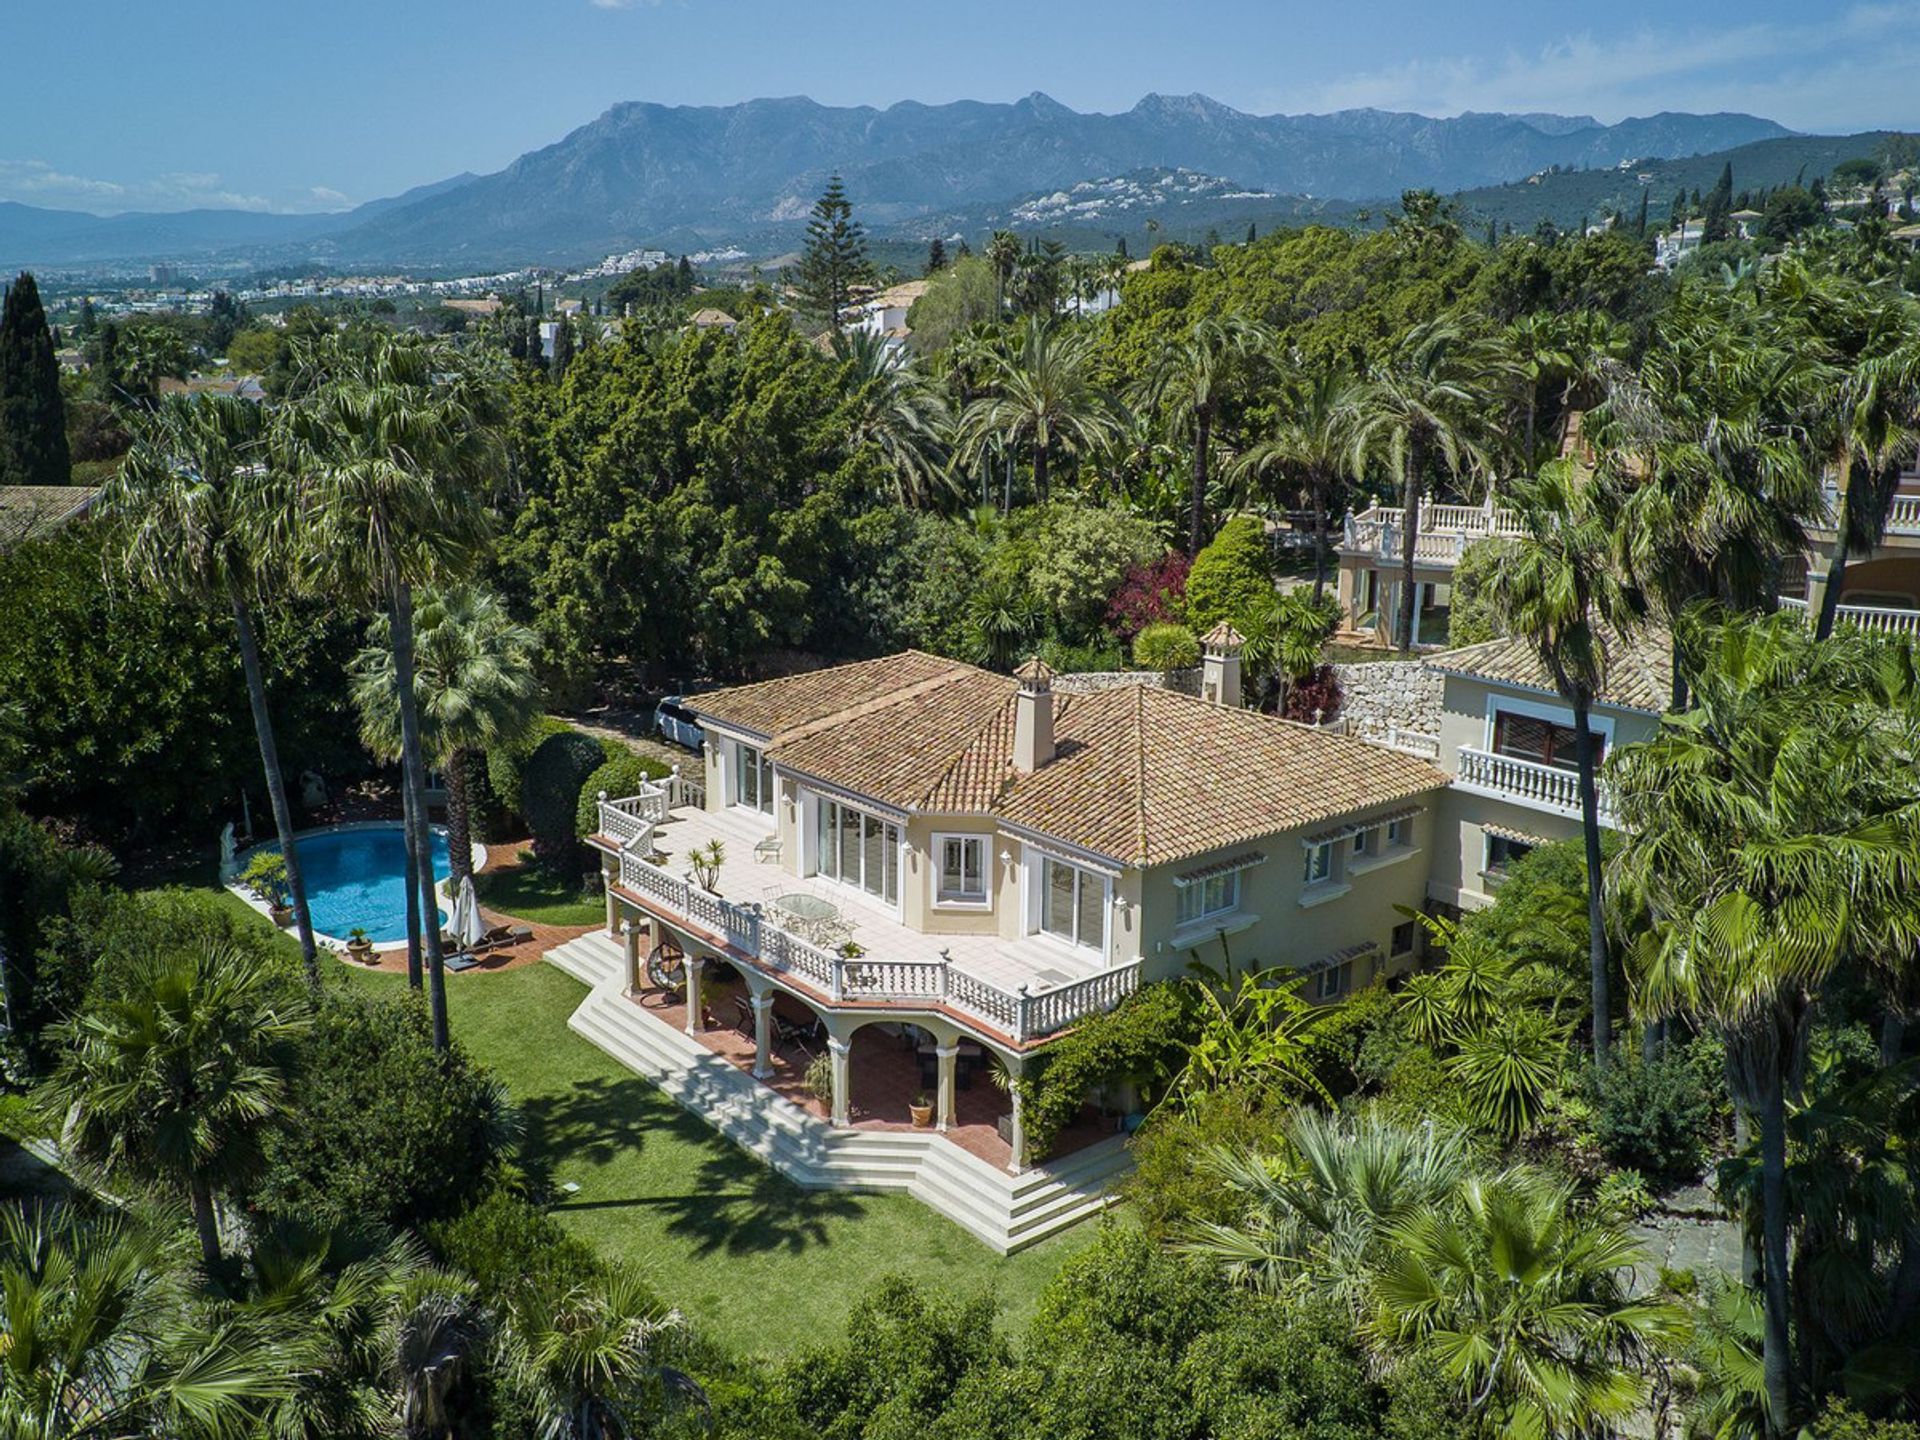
[1245,222,1256,244]
[1116,235,1129,259]
[1635,190,1650,237]
[925,236,947,274]
[795,175,872,331]
[0,272,72,486]
[550,314,574,378]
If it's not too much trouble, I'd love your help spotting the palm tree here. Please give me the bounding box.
[1342,316,1506,655]
[0,1206,296,1438]
[986,230,1023,315]
[502,1269,706,1440]
[284,332,501,1049]
[1609,613,1920,1430]
[385,1282,490,1440]
[956,317,1123,504]
[1479,461,1640,1070]
[105,393,322,989]
[45,941,311,1270]
[1140,315,1265,556]
[1185,1110,1470,1316]
[832,328,954,508]
[1372,1170,1686,1438]
[1230,356,1358,599]
[353,584,541,892]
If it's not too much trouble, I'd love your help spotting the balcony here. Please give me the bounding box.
[594,802,1139,1044]
[1455,746,1614,825]
[1340,501,1526,568]
[1779,594,1920,639]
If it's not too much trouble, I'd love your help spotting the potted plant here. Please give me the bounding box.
[346,926,375,964]
[837,940,866,960]
[909,1092,934,1128]
[803,1053,835,1108]
[240,851,292,926]
[688,838,726,894]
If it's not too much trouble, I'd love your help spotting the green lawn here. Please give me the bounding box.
[475,858,606,927]
[332,959,1097,1355]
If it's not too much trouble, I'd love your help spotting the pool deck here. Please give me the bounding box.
[348,840,596,975]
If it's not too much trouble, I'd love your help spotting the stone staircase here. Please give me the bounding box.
[542,932,1128,1252]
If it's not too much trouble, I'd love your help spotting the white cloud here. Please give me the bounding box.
[1265,4,1920,133]
[308,185,350,206]
[0,159,319,214]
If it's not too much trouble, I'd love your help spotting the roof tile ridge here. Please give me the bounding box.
[773,664,987,747]
[1132,683,1151,867]
[918,688,1019,812]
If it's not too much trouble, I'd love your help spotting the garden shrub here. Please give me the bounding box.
[521,728,608,871]
[1183,515,1274,632]
[1123,1083,1298,1239]
[1180,1294,1403,1440]
[1035,635,1127,674]
[423,1181,606,1308]
[1809,1402,1920,1440]
[1587,1041,1716,1181]
[1017,982,1198,1158]
[485,714,570,824]
[1018,504,1162,637]
[252,987,512,1232]
[1132,621,1199,673]
[1107,552,1190,640]
[574,751,673,838]
[1446,537,1516,648]
[1281,663,1342,722]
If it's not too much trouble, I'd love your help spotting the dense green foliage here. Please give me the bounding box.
[0,271,70,485]
[574,751,672,837]
[520,729,610,869]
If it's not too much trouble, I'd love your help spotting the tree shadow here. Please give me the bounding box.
[561,1148,865,1259]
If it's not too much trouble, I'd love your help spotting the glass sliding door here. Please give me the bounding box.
[1038,856,1106,954]
[813,796,901,906]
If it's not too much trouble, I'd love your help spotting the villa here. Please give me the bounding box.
[550,627,1449,1248]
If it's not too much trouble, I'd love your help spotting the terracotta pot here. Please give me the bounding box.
[347,940,375,965]
[909,1102,935,1129]
[269,904,293,927]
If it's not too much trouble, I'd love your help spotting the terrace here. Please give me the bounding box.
[594,791,1140,1046]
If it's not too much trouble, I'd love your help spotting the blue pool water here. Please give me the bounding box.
[259,825,452,944]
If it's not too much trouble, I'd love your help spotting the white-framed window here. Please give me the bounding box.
[1315,963,1348,1001]
[1039,856,1106,953]
[1175,870,1240,927]
[1385,816,1408,848]
[1485,833,1535,876]
[935,833,989,904]
[1350,829,1370,858]
[1303,841,1335,886]
[734,741,773,815]
[815,799,900,904]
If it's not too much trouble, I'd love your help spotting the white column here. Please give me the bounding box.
[684,956,706,1035]
[604,878,618,937]
[750,993,776,1079]
[1007,1079,1028,1175]
[827,1036,852,1127]
[621,920,641,994]
[935,1043,958,1132]
[1409,583,1423,647]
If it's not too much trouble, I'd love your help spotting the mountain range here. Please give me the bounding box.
[0,94,1798,270]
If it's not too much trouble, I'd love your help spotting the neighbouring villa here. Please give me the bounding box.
[543,620,1683,1249]
[1333,441,1920,649]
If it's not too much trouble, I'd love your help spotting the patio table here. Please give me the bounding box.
[770,891,841,944]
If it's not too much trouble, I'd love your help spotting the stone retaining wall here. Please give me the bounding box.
[1331,659,1443,742]
[1054,666,1201,697]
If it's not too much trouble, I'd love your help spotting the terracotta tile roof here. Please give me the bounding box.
[996,686,1445,866]
[1428,627,1672,715]
[687,651,983,741]
[0,485,98,550]
[693,653,1446,866]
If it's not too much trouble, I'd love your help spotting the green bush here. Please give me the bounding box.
[521,728,607,871]
[573,752,673,838]
[252,987,512,1233]
[1446,537,1516,648]
[1587,1041,1716,1181]
[1183,515,1274,632]
[1017,982,1197,1158]
[1132,622,1199,672]
[1123,1084,1298,1240]
[1810,1401,1920,1440]
[485,714,570,823]
[423,1182,606,1309]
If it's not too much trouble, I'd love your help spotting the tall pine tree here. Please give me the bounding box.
[795,175,872,331]
[925,236,948,274]
[0,272,71,487]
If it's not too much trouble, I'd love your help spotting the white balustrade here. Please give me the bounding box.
[1457,746,1613,823]
[1340,500,1523,565]
[610,841,1132,1039]
[1384,726,1442,760]
[1780,593,1920,638]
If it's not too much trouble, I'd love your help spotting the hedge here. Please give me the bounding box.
[485,715,571,823]
[522,729,609,870]
[574,752,674,838]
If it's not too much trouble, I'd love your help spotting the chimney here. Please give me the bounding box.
[1012,656,1056,772]
[1200,622,1244,707]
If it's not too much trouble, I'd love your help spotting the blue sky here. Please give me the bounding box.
[7,0,1918,214]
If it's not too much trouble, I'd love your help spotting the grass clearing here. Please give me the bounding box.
[474,857,605,927]
[343,962,1097,1354]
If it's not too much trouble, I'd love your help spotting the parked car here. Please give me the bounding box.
[654,695,703,751]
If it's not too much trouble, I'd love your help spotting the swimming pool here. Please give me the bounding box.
[252,824,452,945]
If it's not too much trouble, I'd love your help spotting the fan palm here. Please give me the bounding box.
[353,584,540,890]
[1342,315,1507,654]
[283,331,501,1044]
[44,941,310,1270]
[832,328,954,508]
[104,393,321,988]
[1372,1169,1687,1439]
[956,317,1123,504]
[1183,1109,1470,1315]
[1478,460,1640,1069]
[1230,356,1358,599]
[1139,314,1266,554]
[1608,613,1920,1429]
[384,1281,490,1440]
[502,1268,705,1440]
[0,1206,297,1439]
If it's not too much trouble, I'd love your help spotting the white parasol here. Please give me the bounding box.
[450,875,487,950]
